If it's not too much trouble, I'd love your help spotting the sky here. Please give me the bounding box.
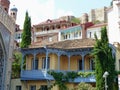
[9,0,112,29]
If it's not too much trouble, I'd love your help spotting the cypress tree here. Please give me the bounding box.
[20,11,31,48]
[92,27,115,90]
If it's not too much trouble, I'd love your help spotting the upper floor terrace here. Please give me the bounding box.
[33,19,77,36]
[59,25,82,41]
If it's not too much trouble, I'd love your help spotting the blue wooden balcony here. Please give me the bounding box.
[21,70,95,83]
[21,70,54,80]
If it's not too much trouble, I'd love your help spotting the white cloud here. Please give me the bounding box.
[56,9,74,18]
[10,0,55,28]
[10,0,74,29]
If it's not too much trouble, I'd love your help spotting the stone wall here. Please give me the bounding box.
[0,5,15,34]
[0,4,15,90]
[88,7,107,23]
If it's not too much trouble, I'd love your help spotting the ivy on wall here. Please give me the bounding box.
[47,70,95,90]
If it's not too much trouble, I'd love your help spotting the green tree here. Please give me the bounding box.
[12,52,22,78]
[74,82,96,90]
[20,11,31,48]
[92,27,116,90]
[71,17,81,24]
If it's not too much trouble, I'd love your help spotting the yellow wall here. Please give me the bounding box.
[20,80,78,90]
[50,53,58,70]
[70,56,81,70]
[60,56,68,70]
[22,80,59,90]
[85,58,90,70]
[26,54,33,70]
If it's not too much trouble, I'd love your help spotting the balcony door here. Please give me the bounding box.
[32,58,38,70]
[42,57,50,69]
[78,59,82,71]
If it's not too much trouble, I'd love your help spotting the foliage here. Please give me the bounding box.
[74,82,96,90]
[20,11,31,48]
[48,71,79,90]
[93,20,101,24]
[48,71,95,90]
[66,71,79,81]
[91,26,116,90]
[71,17,81,24]
[78,72,95,77]
[12,52,22,78]
[48,71,67,90]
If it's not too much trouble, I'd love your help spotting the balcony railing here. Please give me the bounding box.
[35,29,59,35]
[20,69,95,82]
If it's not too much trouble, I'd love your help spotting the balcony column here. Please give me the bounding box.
[21,54,25,70]
[68,55,71,71]
[90,58,92,70]
[58,32,61,41]
[33,53,36,69]
[81,54,85,71]
[57,54,60,71]
[45,51,48,70]
[21,53,25,75]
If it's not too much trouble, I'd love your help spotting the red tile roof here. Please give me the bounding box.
[87,23,107,29]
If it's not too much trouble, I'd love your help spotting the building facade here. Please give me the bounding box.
[20,39,96,90]
[87,23,107,39]
[32,18,77,46]
[107,0,120,73]
[107,0,120,44]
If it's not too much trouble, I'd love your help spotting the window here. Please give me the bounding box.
[13,12,15,15]
[42,57,50,69]
[40,85,48,90]
[78,60,82,70]
[79,31,81,36]
[89,32,92,38]
[32,58,39,70]
[16,86,21,90]
[74,32,78,37]
[30,85,36,90]
[15,33,22,39]
[68,34,70,39]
